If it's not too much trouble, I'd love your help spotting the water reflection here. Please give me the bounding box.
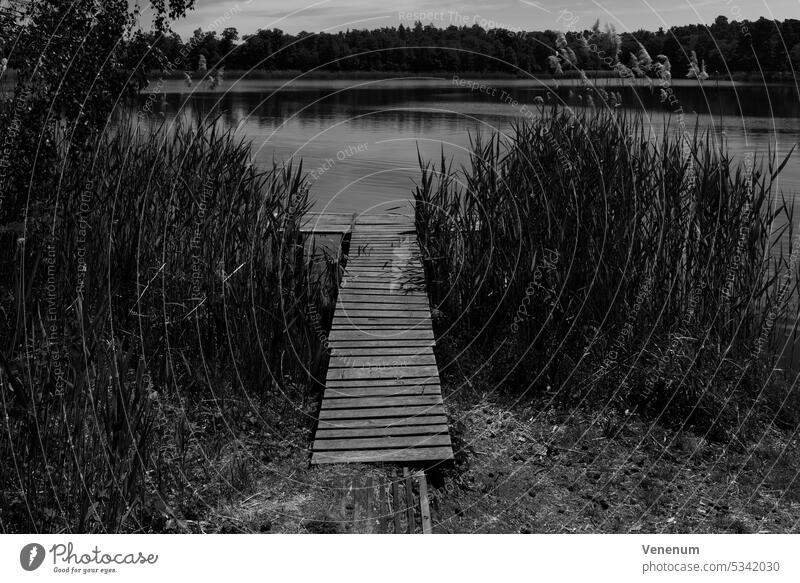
[126,78,800,215]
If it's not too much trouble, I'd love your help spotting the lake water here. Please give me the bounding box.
[132,77,800,216]
[130,76,800,366]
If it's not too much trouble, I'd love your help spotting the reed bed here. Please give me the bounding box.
[0,118,337,532]
[415,106,798,435]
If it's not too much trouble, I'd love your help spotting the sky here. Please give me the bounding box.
[134,0,800,39]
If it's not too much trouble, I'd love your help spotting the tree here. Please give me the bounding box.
[218,27,239,62]
[1,0,196,223]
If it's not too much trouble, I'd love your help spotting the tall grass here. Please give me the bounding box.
[415,106,798,434]
[0,118,336,532]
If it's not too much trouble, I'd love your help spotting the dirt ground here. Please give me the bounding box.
[186,388,799,534]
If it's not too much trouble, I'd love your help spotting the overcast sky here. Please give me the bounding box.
[138,0,800,38]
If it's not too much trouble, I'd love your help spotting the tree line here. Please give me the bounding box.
[117,16,800,78]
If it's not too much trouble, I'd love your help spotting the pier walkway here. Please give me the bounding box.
[303,212,454,466]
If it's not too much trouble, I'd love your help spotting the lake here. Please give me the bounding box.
[131,77,800,216]
[130,76,800,366]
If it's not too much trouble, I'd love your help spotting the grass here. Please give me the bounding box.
[3,85,797,534]
[414,100,799,436]
[0,116,339,532]
[198,101,800,535]
[427,393,800,533]
[201,388,800,533]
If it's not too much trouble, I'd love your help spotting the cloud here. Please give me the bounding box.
[155,0,800,38]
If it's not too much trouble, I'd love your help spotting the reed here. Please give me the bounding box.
[0,117,336,531]
[415,105,797,433]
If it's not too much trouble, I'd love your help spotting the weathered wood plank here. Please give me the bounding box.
[328,339,435,349]
[350,240,416,245]
[324,385,441,398]
[336,292,429,301]
[334,312,430,320]
[348,257,418,263]
[312,447,454,464]
[352,230,414,234]
[314,424,449,439]
[329,329,434,341]
[317,415,448,429]
[331,346,436,357]
[334,311,430,320]
[333,319,432,329]
[328,354,437,368]
[326,365,440,381]
[346,271,422,277]
[313,434,451,451]
[325,376,439,387]
[391,468,402,534]
[378,476,389,534]
[337,296,429,305]
[333,325,430,331]
[336,302,429,312]
[344,274,421,281]
[348,253,419,259]
[341,279,422,287]
[404,467,415,534]
[319,405,444,420]
[321,395,443,409]
[418,471,433,534]
[337,291,427,299]
[340,284,423,293]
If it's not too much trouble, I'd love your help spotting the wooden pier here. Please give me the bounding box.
[305,212,454,466]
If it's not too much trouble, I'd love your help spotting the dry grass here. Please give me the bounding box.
[0,117,338,533]
[427,394,800,533]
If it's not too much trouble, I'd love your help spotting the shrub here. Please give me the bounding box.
[414,104,797,432]
[0,118,334,532]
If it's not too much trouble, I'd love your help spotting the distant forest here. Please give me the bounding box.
[112,16,800,79]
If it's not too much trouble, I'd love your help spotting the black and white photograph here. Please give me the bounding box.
[1,0,799,579]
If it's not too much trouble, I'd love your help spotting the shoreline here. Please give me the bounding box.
[156,68,799,84]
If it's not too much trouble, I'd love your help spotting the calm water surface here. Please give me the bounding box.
[129,77,800,363]
[131,77,800,215]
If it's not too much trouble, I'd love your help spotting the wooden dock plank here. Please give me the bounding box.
[317,415,448,429]
[333,317,430,323]
[334,306,431,315]
[325,377,439,387]
[319,405,443,419]
[331,347,436,357]
[404,467,416,533]
[311,213,452,465]
[312,447,454,465]
[418,471,433,534]
[326,365,440,381]
[313,434,452,451]
[334,308,430,318]
[324,386,441,398]
[391,469,403,534]
[328,339,435,349]
[346,269,424,277]
[328,329,434,341]
[314,424,449,439]
[328,355,438,368]
[320,395,444,409]
[335,292,429,302]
